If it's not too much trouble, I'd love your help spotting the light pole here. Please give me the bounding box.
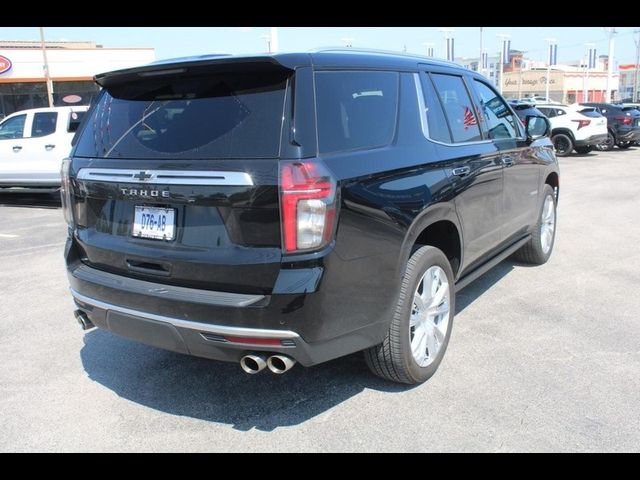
[544,37,557,102]
[39,27,54,108]
[270,27,279,53]
[438,28,455,61]
[497,33,510,94]
[633,30,640,102]
[604,27,617,103]
[584,42,595,103]
[422,42,435,57]
[260,34,271,53]
[479,27,483,75]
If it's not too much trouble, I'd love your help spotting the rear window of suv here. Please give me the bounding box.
[74,71,289,159]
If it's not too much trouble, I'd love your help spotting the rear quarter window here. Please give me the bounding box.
[314,71,399,154]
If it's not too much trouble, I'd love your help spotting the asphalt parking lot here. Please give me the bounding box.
[1,148,639,452]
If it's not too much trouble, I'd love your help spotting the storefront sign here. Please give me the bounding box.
[62,94,82,104]
[0,55,12,75]
[505,76,556,88]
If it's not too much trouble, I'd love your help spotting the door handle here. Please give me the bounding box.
[12,145,22,152]
[451,166,471,177]
[45,144,56,151]
[501,156,514,167]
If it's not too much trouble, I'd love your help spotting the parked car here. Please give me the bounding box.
[621,103,640,145]
[580,102,640,151]
[534,104,608,156]
[519,96,561,104]
[64,50,559,384]
[0,106,88,191]
[509,100,547,125]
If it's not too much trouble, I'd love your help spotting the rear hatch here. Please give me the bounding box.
[70,62,293,294]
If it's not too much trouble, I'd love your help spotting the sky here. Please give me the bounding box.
[2,27,639,65]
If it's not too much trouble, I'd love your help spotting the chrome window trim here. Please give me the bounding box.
[76,168,254,186]
[71,290,300,339]
[413,73,493,148]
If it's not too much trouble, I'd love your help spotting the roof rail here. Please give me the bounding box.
[308,46,459,66]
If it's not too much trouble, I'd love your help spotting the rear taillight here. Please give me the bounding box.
[280,161,337,253]
[60,158,74,227]
[571,119,591,129]
[615,115,633,125]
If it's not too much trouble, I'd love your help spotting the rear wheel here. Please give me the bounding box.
[514,184,557,265]
[574,146,593,155]
[364,246,455,384]
[618,141,632,149]
[596,132,615,151]
[552,133,574,157]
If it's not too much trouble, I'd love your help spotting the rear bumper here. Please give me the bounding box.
[66,239,394,367]
[574,133,608,147]
[616,127,640,142]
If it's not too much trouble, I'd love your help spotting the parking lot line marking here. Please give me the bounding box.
[0,233,18,238]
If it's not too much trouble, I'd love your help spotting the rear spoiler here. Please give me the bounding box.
[94,54,303,89]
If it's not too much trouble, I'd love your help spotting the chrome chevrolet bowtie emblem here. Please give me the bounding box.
[133,171,152,181]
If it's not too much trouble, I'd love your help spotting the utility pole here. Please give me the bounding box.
[604,27,617,103]
[544,37,557,102]
[39,27,54,108]
[633,30,640,102]
[497,33,510,94]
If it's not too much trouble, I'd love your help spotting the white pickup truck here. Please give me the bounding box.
[0,106,89,191]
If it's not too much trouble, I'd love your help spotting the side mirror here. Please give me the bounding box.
[525,115,550,143]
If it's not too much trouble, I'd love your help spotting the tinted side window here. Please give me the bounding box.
[538,107,554,118]
[31,112,58,137]
[68,111,86,133]
[0,114,26,139]
[473,80,518,139]
[315,71,398,153]
[420,74,451,143]
[430,73,482,143]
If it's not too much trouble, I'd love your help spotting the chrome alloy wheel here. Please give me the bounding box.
[410,266,450,367]
[540,194,556,254]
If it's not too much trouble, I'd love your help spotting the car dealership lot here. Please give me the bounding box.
[1,149,640,452]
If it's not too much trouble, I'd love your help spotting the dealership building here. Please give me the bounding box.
[0,40,155,117]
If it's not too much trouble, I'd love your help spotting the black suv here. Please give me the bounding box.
[581,102,640,150]
[63,50,559,384]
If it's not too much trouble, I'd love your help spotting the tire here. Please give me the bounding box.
[364,246,455,384]
[514,184,557,265]
[574,146,593,155]
[552,133,574,157]
[618,142,632,149]
[595,131,615,151]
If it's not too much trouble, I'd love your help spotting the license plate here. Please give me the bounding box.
[132,206,176,241]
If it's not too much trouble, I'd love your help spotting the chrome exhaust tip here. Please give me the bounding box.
[74,310,95,331]
[267,355,296,374]
[240,354,268,374]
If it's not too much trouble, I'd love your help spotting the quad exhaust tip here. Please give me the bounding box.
[267,354,296,374]
[74,310,95,331]
[240,354,268,374]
